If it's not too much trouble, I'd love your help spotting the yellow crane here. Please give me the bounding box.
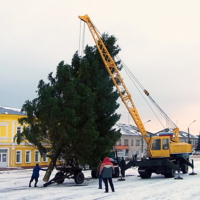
[79,14,195,178]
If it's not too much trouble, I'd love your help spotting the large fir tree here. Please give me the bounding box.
[15,34,121,168]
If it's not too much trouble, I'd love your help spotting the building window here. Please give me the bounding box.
[124,139,128,145]
[17,126,22,134]
[42,154,48,162]
[136,140,140,146]
[131,140,134,146]
[35,150,40,162]
[25,151,31,163]
[118,139,121,145]
[16,151,22,163]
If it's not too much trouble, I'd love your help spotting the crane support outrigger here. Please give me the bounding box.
[79,14,197,179]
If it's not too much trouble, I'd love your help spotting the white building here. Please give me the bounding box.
[114,123,198,160]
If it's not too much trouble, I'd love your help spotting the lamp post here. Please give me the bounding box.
[188,120,196,144]
[141,120,151,157]
[144,120,151,124]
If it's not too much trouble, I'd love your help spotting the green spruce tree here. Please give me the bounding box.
[15,34,121,169]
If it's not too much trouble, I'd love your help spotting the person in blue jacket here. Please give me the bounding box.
[29,164,46,187]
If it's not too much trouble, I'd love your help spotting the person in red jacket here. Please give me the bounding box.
[99,157,115,193]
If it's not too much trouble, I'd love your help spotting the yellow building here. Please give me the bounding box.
[0,107,50,169]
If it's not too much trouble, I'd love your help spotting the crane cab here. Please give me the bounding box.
[148,133,192,158]
[149,136,171,158]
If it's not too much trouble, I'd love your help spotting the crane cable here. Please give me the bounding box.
[78,20,82,57]
[79,20,177,130]
[116,56,177,129]
[79,18,102,58]
[79,20,86,57]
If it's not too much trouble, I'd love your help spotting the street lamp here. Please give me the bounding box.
[144,120,151,124]
[188,120,196,144]
[141,120,151,157]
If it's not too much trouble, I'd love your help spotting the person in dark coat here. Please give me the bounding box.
[96,159,103,189]
[134,153,137,160]
[133,153,137,161]
[29,164,46,187]
[120,157,126,177]
[99,157,115,193]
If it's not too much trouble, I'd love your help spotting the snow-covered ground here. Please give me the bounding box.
[1,156,200,200]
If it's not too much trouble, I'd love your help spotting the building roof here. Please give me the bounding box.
[114,123,154,136]
[0,106,25,115]
[156,128,198,139]
[114,123,197,139]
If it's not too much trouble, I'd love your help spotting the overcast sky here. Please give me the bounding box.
[1,0,200,134]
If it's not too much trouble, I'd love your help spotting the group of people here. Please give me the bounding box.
[29,156,128,192]
[96,156,126,193]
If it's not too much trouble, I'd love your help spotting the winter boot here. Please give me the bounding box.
[34,180,38,187]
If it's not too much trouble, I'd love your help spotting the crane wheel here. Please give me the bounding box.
[181,164,188,174]
[164,168,175,178]
[138,167,152,179]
